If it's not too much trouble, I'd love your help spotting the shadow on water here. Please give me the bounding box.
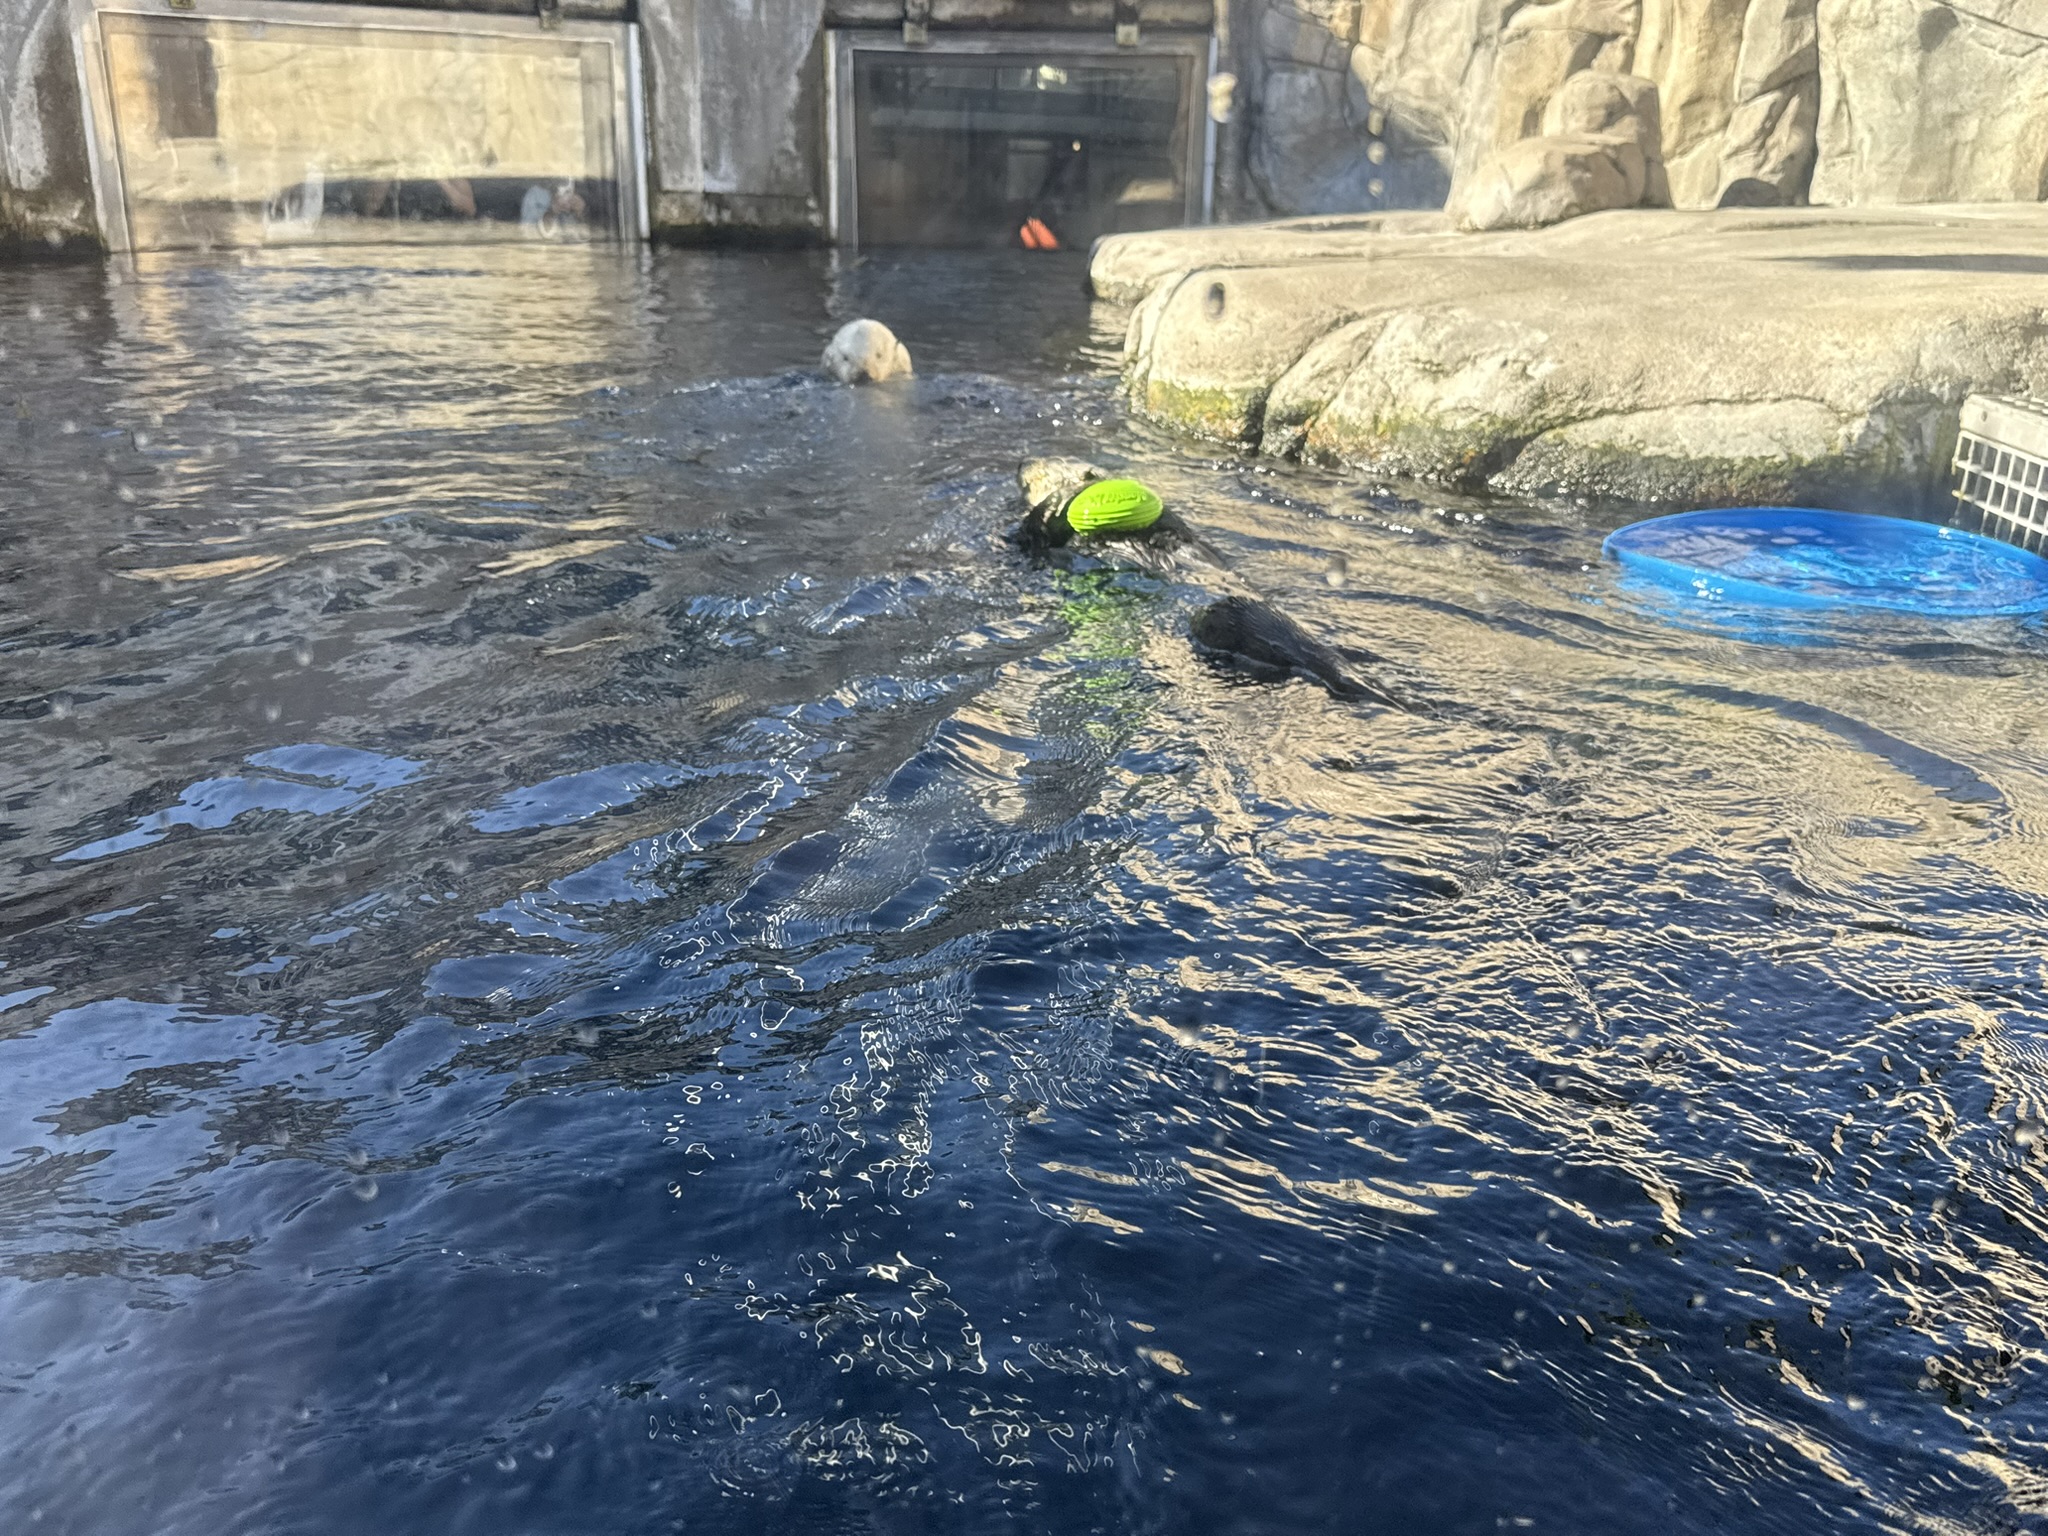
[8,245,2048,1535]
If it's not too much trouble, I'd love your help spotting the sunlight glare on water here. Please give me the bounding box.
[5,246,2048,1535]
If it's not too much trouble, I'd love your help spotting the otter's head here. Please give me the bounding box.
[1015,458,1105,550]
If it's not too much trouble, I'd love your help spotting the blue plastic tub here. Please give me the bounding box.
[1602,507,2048,619]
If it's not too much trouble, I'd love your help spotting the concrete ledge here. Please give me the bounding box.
[1095,206,2048,511]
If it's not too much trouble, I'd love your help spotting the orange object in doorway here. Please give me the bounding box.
[1019,217,1060,251]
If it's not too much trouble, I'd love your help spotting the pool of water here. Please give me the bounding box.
[6,245,2048,1536]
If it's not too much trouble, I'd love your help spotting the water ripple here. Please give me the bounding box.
[5,247,2048,1536]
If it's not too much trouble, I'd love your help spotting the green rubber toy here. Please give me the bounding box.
[1066,478,1164,537]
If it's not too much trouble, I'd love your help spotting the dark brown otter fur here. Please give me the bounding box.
[1014,458,1402,706]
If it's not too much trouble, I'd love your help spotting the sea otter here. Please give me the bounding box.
[1015,457,1401,707]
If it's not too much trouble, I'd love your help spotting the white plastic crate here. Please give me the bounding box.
[1953,394,2048,551]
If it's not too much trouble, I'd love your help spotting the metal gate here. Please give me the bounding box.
[827,29,1215,250]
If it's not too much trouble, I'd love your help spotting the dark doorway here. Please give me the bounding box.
[850,51,1198,249]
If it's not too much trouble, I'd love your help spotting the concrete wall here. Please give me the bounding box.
[642,0,1220,241]
[1,0,99,254]
[0,0,1222,251]
[642,0,829,240]
[10,0,2048,253]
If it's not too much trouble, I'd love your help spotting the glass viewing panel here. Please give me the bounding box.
[852,53,1193,248]
[96,11,629,249]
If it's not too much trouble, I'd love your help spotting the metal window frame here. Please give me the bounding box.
[68,0,649,253]
[826,27,1217,250]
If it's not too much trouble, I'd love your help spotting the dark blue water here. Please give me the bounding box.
[6,245,2048,1536]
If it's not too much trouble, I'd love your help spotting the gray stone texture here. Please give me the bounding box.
[1812,0,2048,206]
[696,0,826,229]
[1097,206,2048,509]
[1,0,98,252]
[1449,69,1670,229]
[1260,0,2048,218]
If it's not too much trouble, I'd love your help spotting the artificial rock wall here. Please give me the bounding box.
[1246,0,2048,217]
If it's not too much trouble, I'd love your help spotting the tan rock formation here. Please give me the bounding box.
[1344,0,1489,205]
[1252,0,2048,218]
[1812,0,2048,205]
[1443,0,1640,201]
[1716,0,1819,205]
[1097,205,2048,509]
[1451,70,1669,229]
[1248,0,1465,212]
[1632,0,1747,205]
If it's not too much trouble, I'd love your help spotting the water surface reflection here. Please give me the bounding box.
[5,246,2048,1536]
